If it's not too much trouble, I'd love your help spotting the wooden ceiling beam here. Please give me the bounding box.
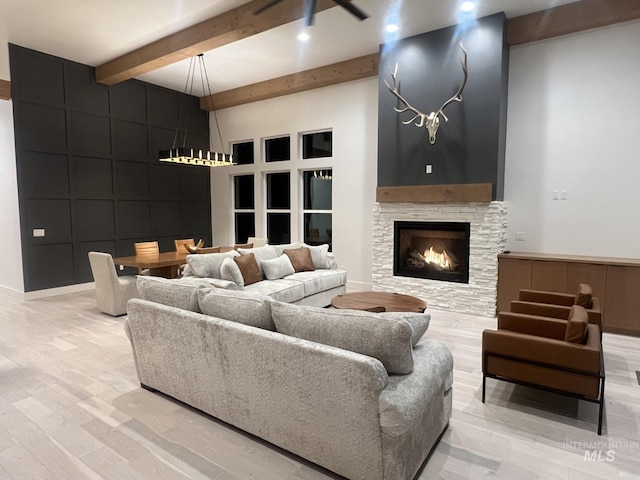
[200,53,379,110]
[0,79,10,100]
[507,0,640,46]
[95,0,337,85]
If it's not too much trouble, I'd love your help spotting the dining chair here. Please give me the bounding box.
[88,252,138,316]
[174,238,195,253]
[134,241,159,274]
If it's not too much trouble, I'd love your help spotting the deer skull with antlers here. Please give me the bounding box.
[384,42,468,144]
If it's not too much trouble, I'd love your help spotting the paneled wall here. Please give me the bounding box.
[10,45,211,292]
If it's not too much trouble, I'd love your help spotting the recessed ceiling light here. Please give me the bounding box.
[385,24,399,33]
[460,1,475,12]
[298,31,310,42]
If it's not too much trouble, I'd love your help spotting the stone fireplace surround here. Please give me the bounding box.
[372,201,507,317]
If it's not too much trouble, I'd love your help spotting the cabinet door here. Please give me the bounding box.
[531,261,568,293]
[566,263,607,305]
[603,266,640,335]
[497,257,532,313]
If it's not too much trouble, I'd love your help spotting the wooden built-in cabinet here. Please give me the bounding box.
[498,252,640,336]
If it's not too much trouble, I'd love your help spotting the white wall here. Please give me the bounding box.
[0,99,24,293]
[210,78,379,290]
[505,19,640,257]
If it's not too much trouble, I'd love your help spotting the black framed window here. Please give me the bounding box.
[303,169,332,250]
[302,131,332,159]
[265,136,290,163]
[232,141,254,165]
[233,174,255,243]
[266,171,290,245]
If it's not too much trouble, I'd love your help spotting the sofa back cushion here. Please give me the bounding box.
[564,305,589,343]
[198,288,274,330]
[137,276,203,312]
[381,312,431,346]
[271,302,414,374]
[186,250,240,279]
[574,283,593,308]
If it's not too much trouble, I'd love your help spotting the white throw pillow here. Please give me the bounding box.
[303,243,331,269]
[237,245,279,275]
[261,254,296,280]
[220,257,245,287]
[186,250,239,279]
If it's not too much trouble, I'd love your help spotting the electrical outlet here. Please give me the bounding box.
[515,232,525,241]
[560,190,568,200]
[119,265,124,271]
[425,165,432,174]
[552,190,559,200]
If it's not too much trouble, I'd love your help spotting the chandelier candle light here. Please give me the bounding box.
[159,54,234,167]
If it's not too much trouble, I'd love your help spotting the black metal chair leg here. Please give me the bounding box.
[482,375,486,403]
[597,377,605,435]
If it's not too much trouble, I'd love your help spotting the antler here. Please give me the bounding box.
[384,42,468,144]
[384,64,429,128]
[435,42,468,122]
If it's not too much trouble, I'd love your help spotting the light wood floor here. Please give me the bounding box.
[0,288,639,480]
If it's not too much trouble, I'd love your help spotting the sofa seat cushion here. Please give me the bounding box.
[379,339,454,437]
[243,279,305,303]
[197,287,274,330]
[137,276,213,312]
[271,301,414,374]
[283,269,347,297]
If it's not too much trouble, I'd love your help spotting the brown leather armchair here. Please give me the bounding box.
[482,305,605,434]
[510,283,602,330]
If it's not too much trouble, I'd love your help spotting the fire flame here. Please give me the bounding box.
[423,247,454,270]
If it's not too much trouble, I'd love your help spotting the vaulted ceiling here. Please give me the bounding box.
[2,0,639,105]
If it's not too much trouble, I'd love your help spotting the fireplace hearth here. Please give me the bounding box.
[393,221,470,284]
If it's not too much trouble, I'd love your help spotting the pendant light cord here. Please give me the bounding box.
[199,55,226,154]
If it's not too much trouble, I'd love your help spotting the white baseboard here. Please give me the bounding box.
[0,284,25,299]
[23,282,95,300]
[346,280,372,292]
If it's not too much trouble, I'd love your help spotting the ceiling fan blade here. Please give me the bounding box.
[254,0,284,15]
[332,0,369,21]
[304,0,317,27]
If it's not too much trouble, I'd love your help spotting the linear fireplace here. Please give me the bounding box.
[393,221,471,284]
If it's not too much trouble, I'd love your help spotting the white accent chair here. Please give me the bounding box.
[88,252,138,316]
[247,237,268,247]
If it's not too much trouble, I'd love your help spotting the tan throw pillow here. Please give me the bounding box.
[574,283,593,308]
[284,247,315,272]
[564,305,589,343]
[234,253,263,286]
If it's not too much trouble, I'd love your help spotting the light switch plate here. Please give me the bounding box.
[33,228,45,237]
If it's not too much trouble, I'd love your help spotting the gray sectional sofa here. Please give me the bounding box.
[125,273,454,480]
[181,243,347,306]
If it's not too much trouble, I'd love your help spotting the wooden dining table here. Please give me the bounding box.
[112,251,189,279]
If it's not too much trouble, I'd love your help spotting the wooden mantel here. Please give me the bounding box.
[0,79,10,100]
[376,184,493,204]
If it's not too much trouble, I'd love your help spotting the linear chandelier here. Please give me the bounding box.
[159,54,234,167]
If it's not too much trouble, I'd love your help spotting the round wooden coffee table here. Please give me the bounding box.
[331,291,427,313]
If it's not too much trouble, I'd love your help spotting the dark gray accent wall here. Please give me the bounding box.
[377,13,509,199]
[10,44,211,292]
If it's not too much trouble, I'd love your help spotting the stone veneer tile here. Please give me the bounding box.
[372,201,507,317]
